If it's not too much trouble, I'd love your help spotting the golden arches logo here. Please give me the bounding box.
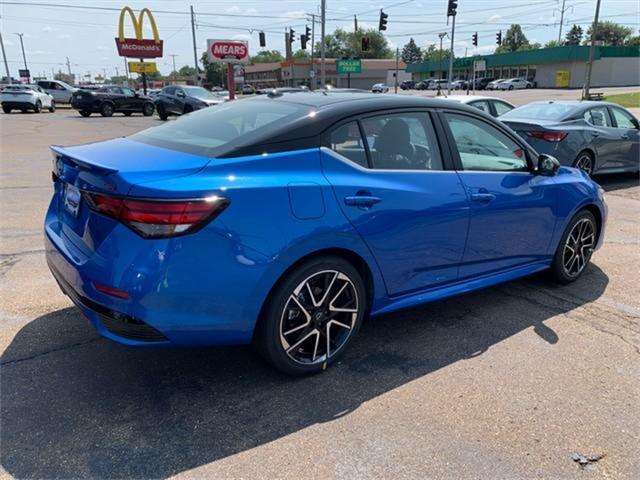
[118,6,160,44]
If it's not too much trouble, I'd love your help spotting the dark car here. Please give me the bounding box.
[501,100,640,176]
[71,85,154,117]
[155,86,225,120]
[256,87,309,95]
[400,80,415,90]
[45,92,607,375]
[415,80,431,90]
[473,77,495,90]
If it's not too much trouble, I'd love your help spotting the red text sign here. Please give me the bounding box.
[207,40,249,64]
[115,38,163,58]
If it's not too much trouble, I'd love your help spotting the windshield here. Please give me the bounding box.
[131,98,309,157]
[183,86,216,99]
[502,103,575,121]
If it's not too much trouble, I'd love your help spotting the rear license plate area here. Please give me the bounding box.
[63,183,81,217]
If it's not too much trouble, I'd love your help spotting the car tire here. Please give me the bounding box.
[183,105,193,115]
[2,106,11,114]
[142,103,154,116]
[573,150,595,176]
[79,110,91,117]
[157,103,168,121]
[100,102,114,117]
[526,84,532,89]
[550,210,597,285]
[123,111,132,116]
[34,100,42,113]
[254,256,367,375]
[508,85,514,90]
[49,101,56,113]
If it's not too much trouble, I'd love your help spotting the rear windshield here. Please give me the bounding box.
[502,103,575,120]
[183,86,217,99]
[130,98,309,157]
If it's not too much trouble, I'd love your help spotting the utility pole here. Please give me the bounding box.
[0,32,11,83]
[123,57,129,82]
[310,13,315,90]
[558,0,567,43]
[394,47,399,94]
[168,54,178,80]
[190,5,199,86]
[582,0,601,99]
[437,32,446,96]
[65,56,72,81]
[320,0,326,87]
[447,15,456,95]
[15,33,29,81]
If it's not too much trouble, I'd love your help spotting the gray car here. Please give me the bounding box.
[36,80,76,104]
[501,100,639,175]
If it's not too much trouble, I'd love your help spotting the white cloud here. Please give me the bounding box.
[281,10,306,19]
[225,6,242,14]
[96,46,107,51]
[488,14,502,22]
[42,26,53,32]
[232,33,250,41]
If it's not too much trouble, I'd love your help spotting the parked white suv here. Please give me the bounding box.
[1,84,55,113]
[496,78,533,90]
[36,80,76,103]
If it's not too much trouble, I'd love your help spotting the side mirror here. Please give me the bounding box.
[537,154,560,176]
[177,91,185,98]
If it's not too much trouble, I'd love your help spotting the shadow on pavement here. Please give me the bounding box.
[595,172,639,193]
[1,265,608,478]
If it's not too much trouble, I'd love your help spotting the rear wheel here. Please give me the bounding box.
[2,106,11,114]
[79,110,91,117]
[255,256,366,375]
[100,102,114,117]
[49,101,56,113]
[551,210,597,284]
[33,100,42,113]
[142,102,154,116]
[574,150,595,176]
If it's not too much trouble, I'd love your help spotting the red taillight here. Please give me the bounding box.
[94,282,130,299]
[84,193,229,238]
[527,131,568,142]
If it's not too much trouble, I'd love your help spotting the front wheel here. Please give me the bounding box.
[33,100,42,113]
[508,85,514,90]
[49,101,56,112]
[254,256,366,375]
[2,106,11,114]
[550,210,597,284]
[142,103,154,116]
[100,102,114,117]
[79,110,91,117]
[157,103,168,120]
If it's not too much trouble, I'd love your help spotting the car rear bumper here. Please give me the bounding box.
[44,192,274,348]
[2,100,36,109]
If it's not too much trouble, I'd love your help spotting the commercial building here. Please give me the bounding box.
[244,58,408,90]
[406,45,640,88]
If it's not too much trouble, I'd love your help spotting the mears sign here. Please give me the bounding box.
[115,6,163,58]
[207,40,249,64]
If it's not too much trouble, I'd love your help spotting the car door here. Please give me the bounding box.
[583,106,624,170]
[321,110,470,296]
[608,106,640,171]
[37,81,54,100]
[441,110,558,279]
[121,87,138,112]
[34,86,51,107]
[174,87,187,113]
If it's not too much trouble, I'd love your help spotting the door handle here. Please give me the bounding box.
[344,195,382,208]
[621,134,629,139]
[470,193,496,203]
[591,132,600,137]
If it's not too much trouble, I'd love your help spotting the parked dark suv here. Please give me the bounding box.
[473,77,495,90]
[70,85,155,117]
[400,80,415,90]
[154,85,225,120]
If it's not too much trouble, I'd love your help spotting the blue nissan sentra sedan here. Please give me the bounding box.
[45,92,607,375]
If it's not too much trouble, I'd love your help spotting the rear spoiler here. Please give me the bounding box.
[50,145,118,174]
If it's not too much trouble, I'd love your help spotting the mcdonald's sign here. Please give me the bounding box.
[115,6,163,58]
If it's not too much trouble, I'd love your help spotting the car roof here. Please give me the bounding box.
[443,95,514,105]
[525,100,618,108]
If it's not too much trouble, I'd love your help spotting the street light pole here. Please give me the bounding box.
[320,0,326,87]
[15,33,29,81]
[0,32,11,83]
[447,15,456,95]
[437,32,447,96]
[582,0,601,99]
[190,5,200,86]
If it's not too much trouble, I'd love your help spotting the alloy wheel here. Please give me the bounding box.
[562,218,595,278]
[280,270,359,365]
[575,154,593,175]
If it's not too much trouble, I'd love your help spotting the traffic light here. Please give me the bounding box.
[361,36,370,51]
[259,31,266,47]
[447,0,458,17]
[301,34,307,50]
[472,32,478,47]
[305,25,311,40]
[496,31,502,45]
[289,28,295,43]
[378,9,388,31]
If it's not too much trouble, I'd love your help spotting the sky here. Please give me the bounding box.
[0,0,638,80]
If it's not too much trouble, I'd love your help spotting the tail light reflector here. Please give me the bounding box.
[84,193,229,238]
[527,131,568,142]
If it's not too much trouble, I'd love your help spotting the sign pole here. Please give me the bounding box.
[140,58,148,95]
[227,64,235,100]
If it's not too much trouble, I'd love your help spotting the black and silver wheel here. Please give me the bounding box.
[142,102,154,116]
[100,102,114,117]
[574,151,594,176]
[508,85,514,90]
[79,110,91,117]
[123,111,132,116]
[33,100,42,113]
[2,106,11,114]
[49,101,56,112]
[157,103,168,120]
[551,210,597,284]
[255,256,366,375]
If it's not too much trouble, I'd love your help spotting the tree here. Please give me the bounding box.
[565,24,583,45]
[292,49,310,60]
[250,50,284,63]
[422,43,450,62]
[495,24,530,53]
[544,40,564,48]
[109,75,129,84]
[316,27,392,59]
[626,35,640,47]
[201,51,225,87]
[137,70,161,81]
[401,38,422,64]
[178,65,196,77]
[585,21,633,46]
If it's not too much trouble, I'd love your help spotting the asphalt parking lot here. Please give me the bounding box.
[1,88,639,479]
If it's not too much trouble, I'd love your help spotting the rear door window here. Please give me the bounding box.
[468,100,491,114]
[493,101,513,116]
[610,107,636,129]
[329,122,368,168]
[584,107,612,127]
